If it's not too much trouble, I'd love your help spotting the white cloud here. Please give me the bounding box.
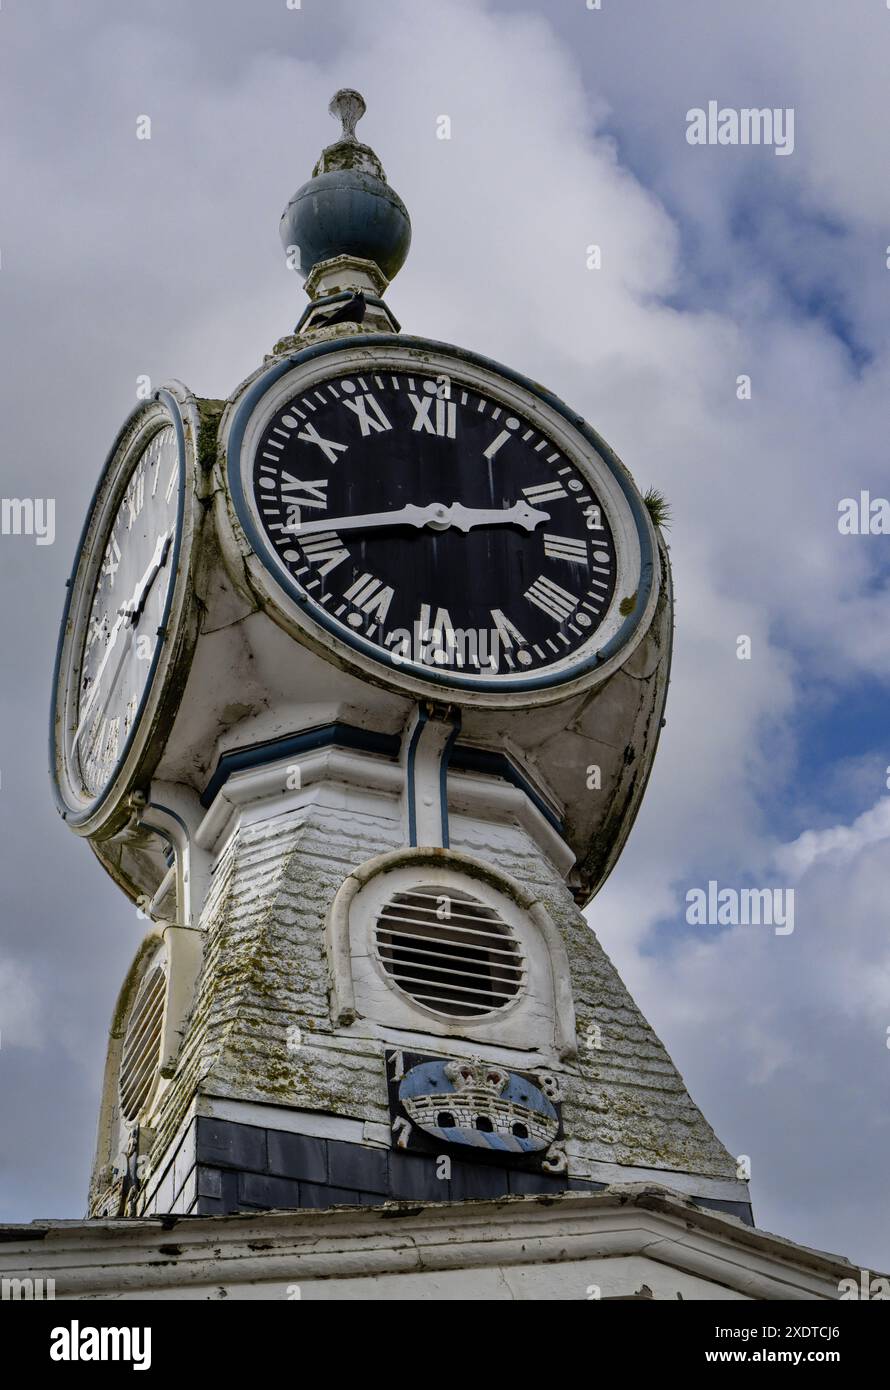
[778,796,890,879]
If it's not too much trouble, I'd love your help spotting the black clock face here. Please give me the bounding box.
[249,370,618,679]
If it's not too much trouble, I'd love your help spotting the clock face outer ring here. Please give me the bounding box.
[222,336,660,710]
[50,383,202,838]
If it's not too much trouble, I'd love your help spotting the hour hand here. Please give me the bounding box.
[120,531,173,623]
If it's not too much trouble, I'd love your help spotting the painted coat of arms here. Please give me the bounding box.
[386,1050,567,1173]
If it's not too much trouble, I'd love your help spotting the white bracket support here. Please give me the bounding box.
[140,783,211,928]
[400,706,461,848]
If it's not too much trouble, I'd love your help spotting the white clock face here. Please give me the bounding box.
[73,425,180,798]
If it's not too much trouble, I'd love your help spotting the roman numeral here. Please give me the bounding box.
[124,468,145,529]
[409,394,457,437]
[483,430,512,460]
[82,714,103,778]
[524,575,579,621]
[543,534,588,565]
[281,475,328,533]
[490,609,527,648]
[300,531,349,576]
[342,393,392,436]
[523,481,567,504]
[84,714,119,784]
[101,716,120,766]
[418,603,462,665]
[343,572,394,623]
[296,421,348,463]
[279,474,328,506]
[101,536,122,586]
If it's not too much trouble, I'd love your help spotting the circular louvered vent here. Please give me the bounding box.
[374,886,525,1018]
[119,965,166,1121]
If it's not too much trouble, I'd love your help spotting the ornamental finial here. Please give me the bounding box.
[328,89,366,143]
[280,89,411,299]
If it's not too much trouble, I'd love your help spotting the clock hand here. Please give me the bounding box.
[443,501,550,533]
[78,621,138,761]
[79,611,151,780]
[288,502,438,535]
[72,612,130,752]
[289,501,550,537]
[72,532,173,754]
[121,531,173,622]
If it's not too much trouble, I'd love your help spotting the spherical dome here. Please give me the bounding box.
[280,168,411,283]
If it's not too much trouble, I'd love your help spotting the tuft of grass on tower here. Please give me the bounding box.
[643,487,672,530]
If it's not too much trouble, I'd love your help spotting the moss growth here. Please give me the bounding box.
[196,398,226,472]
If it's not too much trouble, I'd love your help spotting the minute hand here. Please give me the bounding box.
[291,501,550,537]
[71,531,172,755]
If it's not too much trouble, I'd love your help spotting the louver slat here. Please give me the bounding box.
[119,966,166,1121]
[375,887,525,1019]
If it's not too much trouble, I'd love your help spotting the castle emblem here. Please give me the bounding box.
[388,1053,563,1162]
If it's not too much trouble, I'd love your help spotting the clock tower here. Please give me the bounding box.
[52,86,743,1225]
[39,89,868,1301]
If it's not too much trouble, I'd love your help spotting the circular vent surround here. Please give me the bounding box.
[119,964,166,1121]
[374,885,526,1019]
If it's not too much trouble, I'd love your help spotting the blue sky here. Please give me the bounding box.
[1,0,889,1272]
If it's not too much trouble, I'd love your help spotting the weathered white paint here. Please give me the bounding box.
[325,845,577,1058]
[1,1188,864,1301]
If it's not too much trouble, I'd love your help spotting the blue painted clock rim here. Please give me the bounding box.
[49,390,188,825]
[226,334,657,695]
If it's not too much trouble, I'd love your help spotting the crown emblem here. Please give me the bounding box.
[443,1058,509,1096]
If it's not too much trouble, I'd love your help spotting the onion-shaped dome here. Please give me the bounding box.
[280,89,411,284]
